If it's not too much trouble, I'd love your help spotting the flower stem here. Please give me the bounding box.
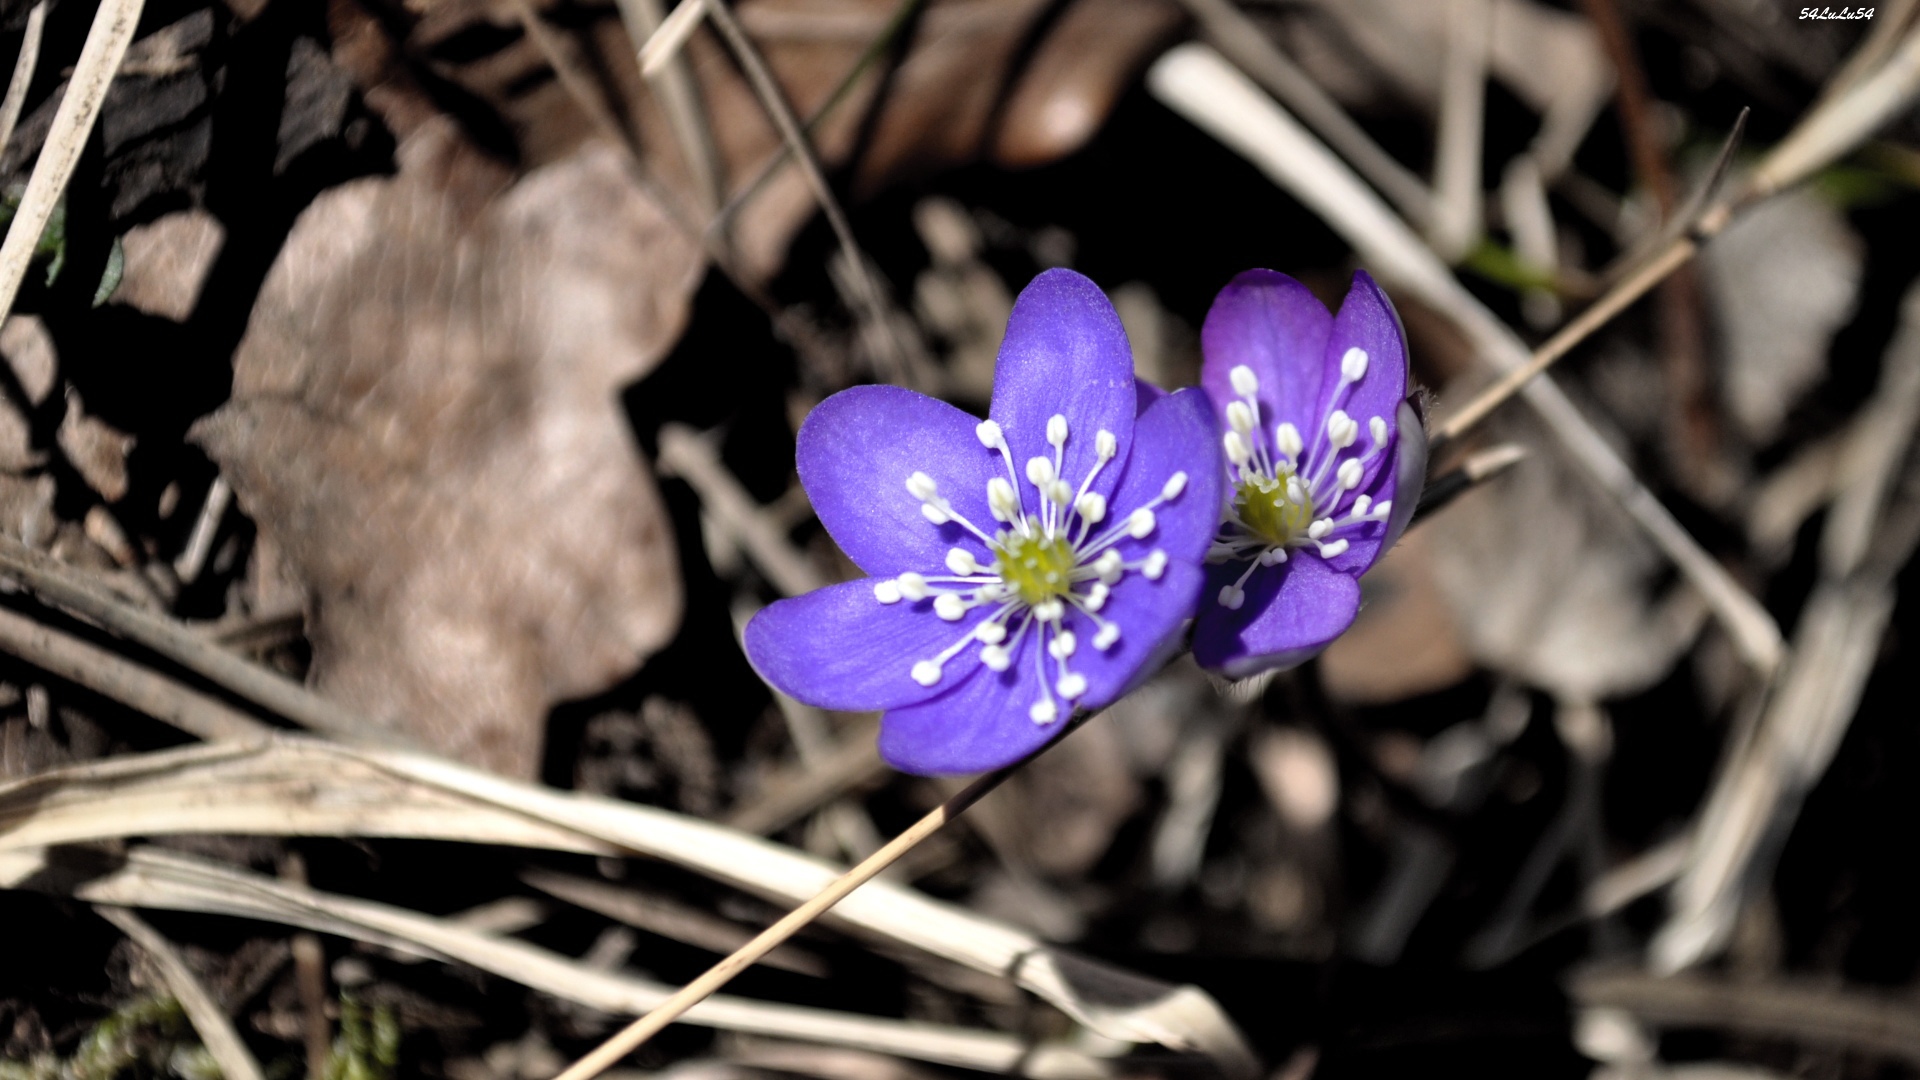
[549,726,1073,1080]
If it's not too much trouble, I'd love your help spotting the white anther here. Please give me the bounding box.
[1341,347,1369,383]
[906,472,938,500]
[895,572,930,600]
[987,477,1019,521]
[1218,585,1246,609]
[1259,547,1287,566]
[1033,599,1065,623]
[1128,508,1156,539]
[1075,492,1107,524]
[1048,479,1074,506]
[1223,430,1251,467]
[1338,459,1364,490]
[1275,422,1303,460]
[1285,475,1308,506]
[1047,414,1069,447]
[1327,410,1358,449]
[1162,472,1188,500]
[1317,538,1350,559]
[1083,582,1110,611]
[1230,365,1259,396]
[1353,494,1372,517]
[976,620,1007,645]
[921,503,951,525]
[1369,415,1388,447]
[1049,632,1078,659]
[1372,500,1392,519]
[946,548,978,574]
[873,580,903,603]
[1225,400,1255,435]
[1143,550,1168,579]
[1307,518,1333,540]
[1057,673,1087,699]
[934,594,968,621]
[1026,457,1055,486]
[911,660,942,686]
[1095,429,1118,460]
[1093,550,1123,583]
[975,419,1004,449]
[1030,699,1059,724]
[1094,624,1121,650]
[981,645,1011,671]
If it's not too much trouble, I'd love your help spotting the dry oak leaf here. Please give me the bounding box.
[194,120,696,777]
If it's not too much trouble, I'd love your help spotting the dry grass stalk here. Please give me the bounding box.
[0,0,145,319]
[0,2,48,163]
[95,905,268,1080]
[613,0,726,217]
[1571,968,1920,1064]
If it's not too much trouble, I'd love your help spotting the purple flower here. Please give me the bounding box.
[1192,269,1426,679]
[744,269,1222,775]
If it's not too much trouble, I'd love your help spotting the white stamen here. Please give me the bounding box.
[1048,479,1074,506]
[1095,430,1118,460]
[1127,508,1156,539]
[1275,422,1303,460]
[976,419,1004,449]
[1219,585,1246,609]
[1317,538,1350,558]
[946,548,979,574]
[921,503,951,525]
[1033,599,1065,623]
[1230,365,1259,396]
[1286,475,1308,505]
[934,594,967,621]
[1026,457,1055,486]
[1338,459,1364,490]
[1057,673,1087,699]
[1341,347,1369,382]
[987,477,1019,521]
[976,620,1007,645]
[1258,547,1287,566]
[1162,472,1188,500]
[1142,550,1167,579]
[1075,492,1107,524]
[896,572,930,600]
[873,580,902,603]
[1048,632,1078,659]
[982,645,1011,671]
[1083,582,1110,611]
[1353,494,1372,517]
[1094,624,1121,650]
[1046,414,1069,447]
[1030,699,1058,724]
[911,660,942,686]
[1369,415,1388,448]
[1223,430,1251,467]
[1373,500,1392,519]
[1093,550,1123,583]
[1225,400,1255,434]
[906,472,938,501]
[1327,410,1358,449]
[1306,519,1333,540]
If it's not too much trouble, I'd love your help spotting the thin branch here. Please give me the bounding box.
[1410,443,1528,524]
[0,0,145,319]
[552,741,1052,1080]
[614,0,727,218]
[0,2,49,163]
[657,424,825,596]
[96,905,268,1080]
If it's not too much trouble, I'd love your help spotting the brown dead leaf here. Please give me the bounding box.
[1319,528,1475,706]
[193,121,695,777]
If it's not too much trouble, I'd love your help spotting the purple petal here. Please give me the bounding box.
[1104,387,1224,567]
[1066,558,1205,708]
[990,270,1137,518]
[1192,554,1362,678]
[744,580,990,711]
[1309,271,1408,492]
[1134,377,1167,414]
[798,384,998,578]
[1200,269,1334,438]
[877,631,1057,775]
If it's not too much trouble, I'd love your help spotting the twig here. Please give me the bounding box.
[1171,0,1433,227]
[0,2,48,164]
[1570,968,1920,1065]
[1429,0,1489,260]
[1409,443,1528,524]
[699,0,916,385]
[552,746,1048,1080]
[657,425,825,596]
[172,477,230,585]
[0,602,271,741]
[614,0,726,218]
[639,0,710,76]
[280,852,331,1080]
[0,534,399,744]
[95,905,268,1080]
[0,0,145,319]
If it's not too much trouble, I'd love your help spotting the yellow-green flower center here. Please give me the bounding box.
[1233,466,1316,547]
[994,530,1080,605]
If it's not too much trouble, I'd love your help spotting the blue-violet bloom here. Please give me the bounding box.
[744,269,1222,775]
[1192,269,1426,679]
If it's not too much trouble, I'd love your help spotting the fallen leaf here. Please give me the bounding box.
[193,121,695,776]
